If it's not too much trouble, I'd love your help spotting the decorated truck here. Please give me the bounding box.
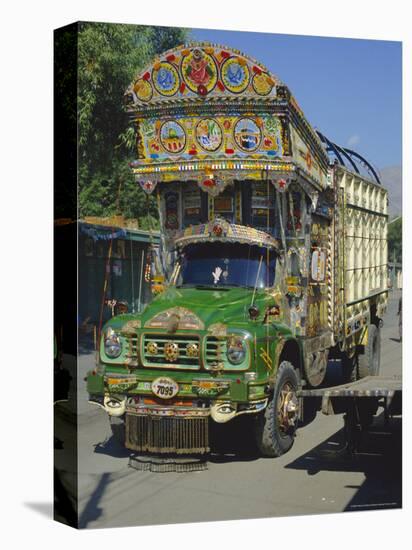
[87,43,388,457]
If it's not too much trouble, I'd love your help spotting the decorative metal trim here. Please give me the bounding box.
[207,323,228,338]
[120,319,141,336]
[145,307,205,330]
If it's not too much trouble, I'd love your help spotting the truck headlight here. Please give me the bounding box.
[104,327,122,358]
[227,336,247,365]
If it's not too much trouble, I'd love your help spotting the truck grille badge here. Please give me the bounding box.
[164,341,180,362]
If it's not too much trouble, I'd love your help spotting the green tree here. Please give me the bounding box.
[388,216,402,263]
[77,23,188,224]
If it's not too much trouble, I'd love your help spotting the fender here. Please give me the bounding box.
[257,334,302,387]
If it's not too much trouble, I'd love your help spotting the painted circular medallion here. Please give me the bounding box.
[252,72,274,96]
[221,57,250,93]
[181,48,218,94]
[133,79,153,102]
[152,62,179,96]
[195,118,223,152]
[234,118,262,152]
[160,120,186,154]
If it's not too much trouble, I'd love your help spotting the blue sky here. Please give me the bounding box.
[190,28,402,170]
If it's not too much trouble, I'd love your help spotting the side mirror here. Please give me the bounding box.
[285,276,302,298]
[151,275,166,295]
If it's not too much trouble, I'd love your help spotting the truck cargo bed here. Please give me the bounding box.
[298,374,401,398]
[332,166,389,348]
[298,374,401,419]
[299,374,401,454]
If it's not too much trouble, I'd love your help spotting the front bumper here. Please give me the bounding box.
[89,391,268,422]
[124,399,267,455]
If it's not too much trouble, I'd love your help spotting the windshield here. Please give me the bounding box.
[176,242,277,289]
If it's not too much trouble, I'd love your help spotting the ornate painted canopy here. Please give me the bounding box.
[174,218,279,250]
[125,43,281,108]
[125,43,330,189]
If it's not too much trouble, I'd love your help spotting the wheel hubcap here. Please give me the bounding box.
[277,382,299,433]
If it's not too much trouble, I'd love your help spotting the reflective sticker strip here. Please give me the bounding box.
[107,377,137,385]
[259,347,272,371]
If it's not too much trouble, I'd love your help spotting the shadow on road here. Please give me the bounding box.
[91,415,262,464]
[207,450,260,464]
[207,416,261,463]
[284,412,402,511]
[78,473,111,528]
[94,436,131,459]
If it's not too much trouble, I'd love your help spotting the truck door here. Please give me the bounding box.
[307,214,332,338]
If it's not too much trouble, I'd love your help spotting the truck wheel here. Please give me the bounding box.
[109,415,125,445]
[358,324,381,378]
[255,361,299,457]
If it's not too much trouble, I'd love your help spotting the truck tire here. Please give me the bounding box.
[109,415,125,445]
[341,352,357,383]
[255,361,299,457]
[358,324,381,378]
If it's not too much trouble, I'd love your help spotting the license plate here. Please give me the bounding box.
[151,377,179,399]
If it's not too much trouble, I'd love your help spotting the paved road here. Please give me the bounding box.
[55,290,402,528]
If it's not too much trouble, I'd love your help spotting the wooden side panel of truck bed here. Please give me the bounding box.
[333,166,388,345]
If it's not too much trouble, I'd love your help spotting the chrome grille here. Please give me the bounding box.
[125,336,139,358]
[205,337,227,369]
[142,334,200,369]
[125,413,210,455]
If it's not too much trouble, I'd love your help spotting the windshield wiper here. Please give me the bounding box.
[177,283,254,290]
[175,284,221,289]
[195,284,229,290]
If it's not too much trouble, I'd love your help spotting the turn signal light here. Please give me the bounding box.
[248,305,260,320]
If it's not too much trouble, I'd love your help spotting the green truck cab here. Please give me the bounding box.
[87,43,388,457]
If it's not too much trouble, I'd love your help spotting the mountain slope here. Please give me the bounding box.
[379,165,402,217]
